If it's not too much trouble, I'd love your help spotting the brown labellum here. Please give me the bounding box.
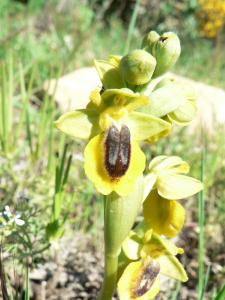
[104,125,131,178]
[134,260,160,297]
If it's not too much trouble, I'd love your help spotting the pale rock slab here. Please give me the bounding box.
[45,67,101,112]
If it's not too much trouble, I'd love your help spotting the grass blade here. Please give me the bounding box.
[170,282,181,300]
[47,114,55,174]
[19,63,33,155]
[62,153,72,186]
[58,143,69,190]
[25,263,29,300]
[124,0,141,54]
[197,131,206,300]
[214,284,225,300]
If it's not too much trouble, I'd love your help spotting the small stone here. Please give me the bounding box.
[58,271,68,287]
[30,268,48,281]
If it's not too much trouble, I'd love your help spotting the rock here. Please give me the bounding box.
[30,268,48,282]
[44,67,101,112]
[58,271,68,287]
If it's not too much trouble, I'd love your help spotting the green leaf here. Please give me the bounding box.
[126,111,171,141]
[214,283,225,300]
[55,110,98,140]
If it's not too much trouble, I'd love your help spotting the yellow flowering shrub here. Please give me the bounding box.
[198,0,225,38]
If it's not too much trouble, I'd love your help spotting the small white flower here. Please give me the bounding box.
[3,206,12,218]
[14,214,25,226]
[1,206,25,226]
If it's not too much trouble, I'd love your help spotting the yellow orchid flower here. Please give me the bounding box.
[142,156,202,237]
[118,230,187,300]
[56,87,171,196]
[144,155,203,200]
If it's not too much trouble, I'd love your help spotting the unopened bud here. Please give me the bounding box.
[119,49,156,85]
[152,32,181,78]
[141,30,160,53]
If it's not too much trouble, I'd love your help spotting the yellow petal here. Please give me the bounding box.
[148,156,168,171]
[156,255,188,282]
[141,232,181,258]
[143,190,185,238]
[118,259,160,300]
[84,134,145,196]
[101,88,148,110]
[157,173,203,200]
[149,156,189,174]
[143,173,157,201]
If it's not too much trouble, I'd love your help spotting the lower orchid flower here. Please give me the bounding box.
[118,230,187,300]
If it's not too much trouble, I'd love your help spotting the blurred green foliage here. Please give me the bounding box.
[0,0,224,88]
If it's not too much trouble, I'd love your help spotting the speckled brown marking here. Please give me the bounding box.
[100,86,105,95]
[104,125,131,178]
[134,260,160,297]
[159,36,168,42]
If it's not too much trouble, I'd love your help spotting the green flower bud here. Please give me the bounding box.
[141,30,160,53]
[119,49,156,86]
[152,32,181,78]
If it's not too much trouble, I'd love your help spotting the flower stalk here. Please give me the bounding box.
[97,253,118,300]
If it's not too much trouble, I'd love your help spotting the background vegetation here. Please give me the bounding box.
[0,0,224,299]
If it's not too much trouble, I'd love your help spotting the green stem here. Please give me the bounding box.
[98,178,144,300]
[97,254,118,300]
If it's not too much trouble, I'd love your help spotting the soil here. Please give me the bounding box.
[1,222,224,300]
